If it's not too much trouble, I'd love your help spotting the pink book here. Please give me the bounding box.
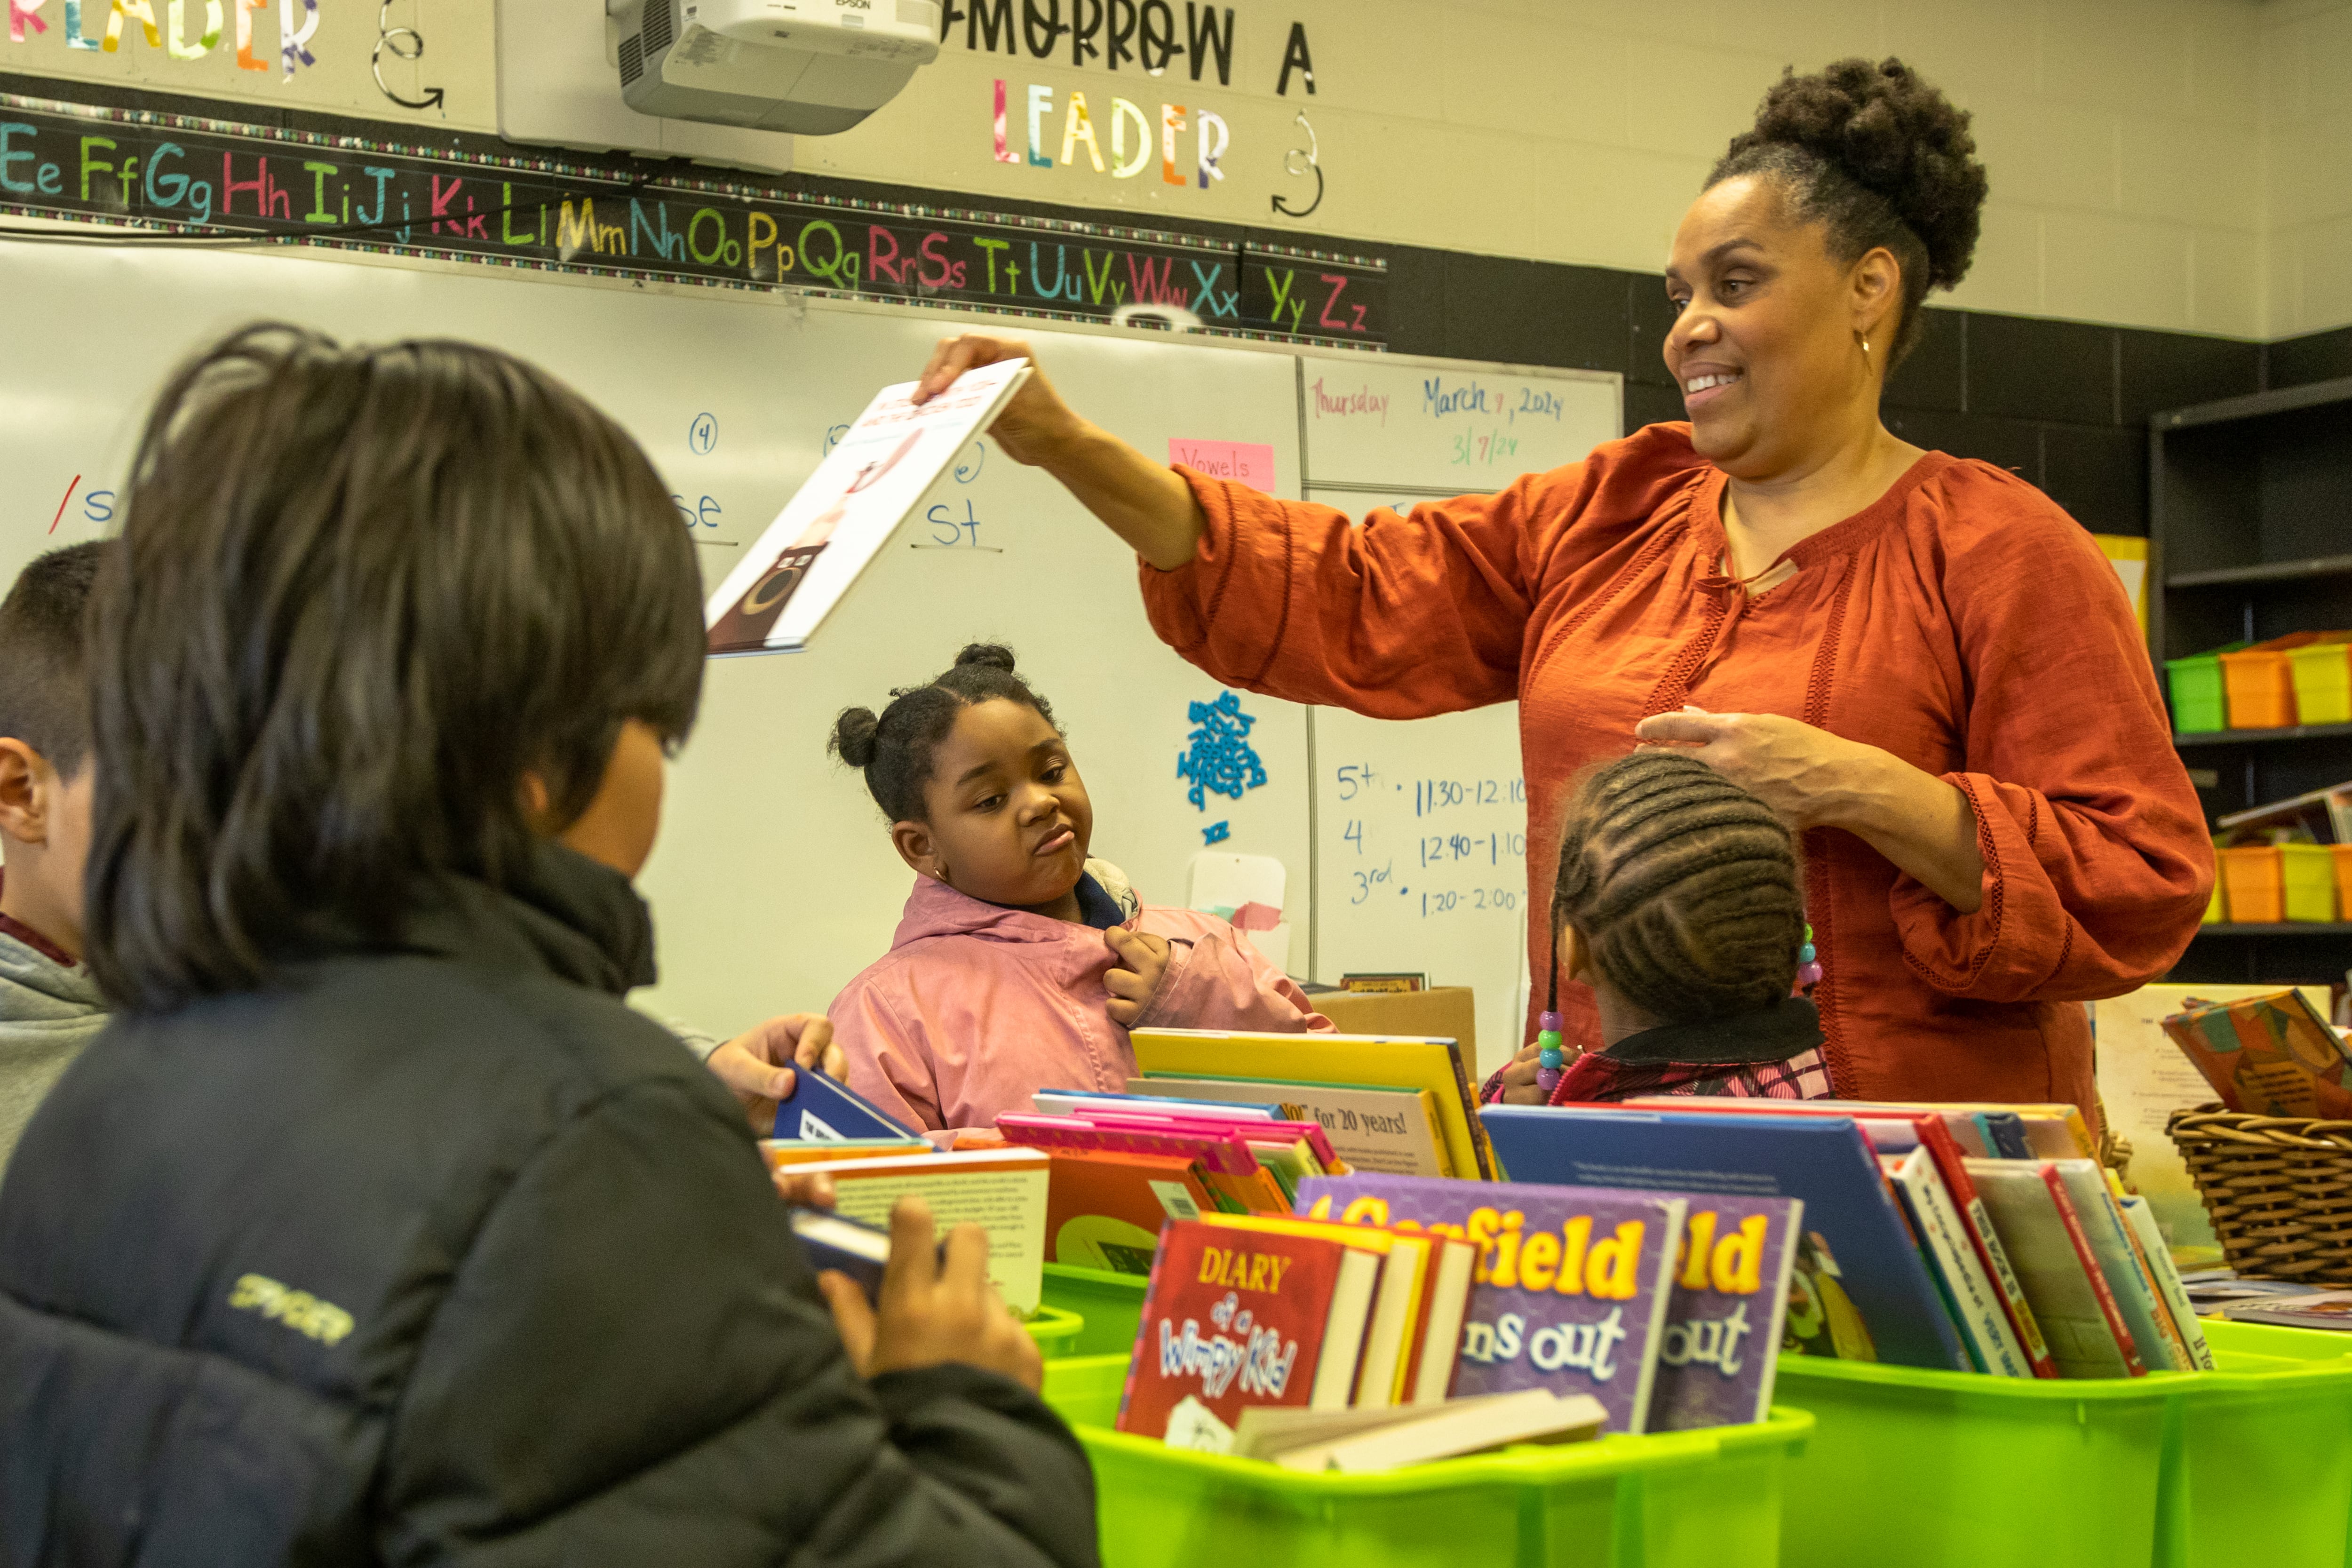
[996,1114,1263,1176]
[1070,1110,1341,1168]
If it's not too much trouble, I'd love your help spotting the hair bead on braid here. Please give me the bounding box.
[1550,751,1806,1026]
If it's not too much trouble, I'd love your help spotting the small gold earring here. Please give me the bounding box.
[1860,334,1871,356]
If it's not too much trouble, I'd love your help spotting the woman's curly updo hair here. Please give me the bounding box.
[1709,56,1988,367]
[830,643,1058,822]
[1552,752,1804,1025]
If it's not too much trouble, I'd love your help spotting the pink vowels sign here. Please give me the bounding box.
[1168,439,1277,490]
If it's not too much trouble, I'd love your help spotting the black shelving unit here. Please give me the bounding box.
[2151,380,2352,987]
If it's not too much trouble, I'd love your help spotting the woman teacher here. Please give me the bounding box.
[913,58,2213,1117]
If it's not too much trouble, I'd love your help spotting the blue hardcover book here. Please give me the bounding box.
[771,1067,921,1142]
[787,1206,891,1303]
[1976,1111,2033,1160]
[1480,1105,1970,1371]
[787,1205,946,1305]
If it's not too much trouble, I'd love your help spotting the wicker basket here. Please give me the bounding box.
[2168,1104,2352,1283]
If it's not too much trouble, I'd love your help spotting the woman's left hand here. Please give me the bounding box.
[1632,707,1874,830]
[1635,705,1986,913]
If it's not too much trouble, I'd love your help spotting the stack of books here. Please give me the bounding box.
[1108,1166,1808,1464]
[1127,1027,1496,1181]
[1015,1029,1495,1276]
[758,1067,1054,1315]
[1482,1099,2215,1379]
[1114,1208,1609,1469]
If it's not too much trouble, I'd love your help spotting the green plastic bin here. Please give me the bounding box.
[1025,1303,1084,1359]
[2164,643,2249,734]
[1773,1319,2352,1568]
[1041,1353,1813,1568]
[1042,1262,1148,1355]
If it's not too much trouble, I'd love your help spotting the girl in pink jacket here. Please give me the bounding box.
[826,644,1332,1131]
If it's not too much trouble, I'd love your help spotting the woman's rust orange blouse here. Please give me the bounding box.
[1139,423,2215,1118]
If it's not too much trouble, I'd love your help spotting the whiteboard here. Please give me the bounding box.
[1297,355,1621,1078]
[1312,705,1531,1080]
[1299,351,1623,493]
[0,241,1311,1039]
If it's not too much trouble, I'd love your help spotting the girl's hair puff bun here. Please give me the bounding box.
[829,707,882,770]
[954,643,1019,673]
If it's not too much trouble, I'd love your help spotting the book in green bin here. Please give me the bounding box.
[1297,1174,1691,1433]
[1117,1217,1381,1451]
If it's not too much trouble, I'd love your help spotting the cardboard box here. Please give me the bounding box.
[1309,986,1477,1052]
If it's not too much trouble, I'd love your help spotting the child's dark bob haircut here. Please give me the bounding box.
[85,324,704,1013]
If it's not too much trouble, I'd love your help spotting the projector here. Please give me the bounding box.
[615,0,941,135]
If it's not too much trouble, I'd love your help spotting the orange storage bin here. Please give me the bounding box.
[2219,844,2284,923]
[2335,844,2352,924]
[2220,634,2324,729]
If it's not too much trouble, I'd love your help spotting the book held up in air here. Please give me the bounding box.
[704,357,1031,654]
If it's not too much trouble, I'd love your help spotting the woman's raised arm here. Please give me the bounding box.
[916,333,1592,718]
[915,333,1204,571]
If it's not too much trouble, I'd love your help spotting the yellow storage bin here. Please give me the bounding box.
[2288,637,2352,726]
[2281,842,2340,922]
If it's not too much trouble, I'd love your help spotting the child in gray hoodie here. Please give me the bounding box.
[0,541,108,1170]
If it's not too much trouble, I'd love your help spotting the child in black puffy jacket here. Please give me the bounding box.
[0,324,1097,1567]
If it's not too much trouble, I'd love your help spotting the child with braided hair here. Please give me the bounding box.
[1490,750,1833,1106]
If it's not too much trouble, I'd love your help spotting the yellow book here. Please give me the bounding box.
[1134,1029,1494,1182]
[2092,533,2149,636]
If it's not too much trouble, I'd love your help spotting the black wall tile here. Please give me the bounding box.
[1376,244,1449,360]
[2265,326,2352,391]
[1627,277,1680,386]
[2041,422,2149,535]
[1625,380,1685,434]
[1883,407,2043,485]
[2119,330,2260,423]
[1884,307,1965,413]
[1966,313,2118,425]
[1441,254,1629,374]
